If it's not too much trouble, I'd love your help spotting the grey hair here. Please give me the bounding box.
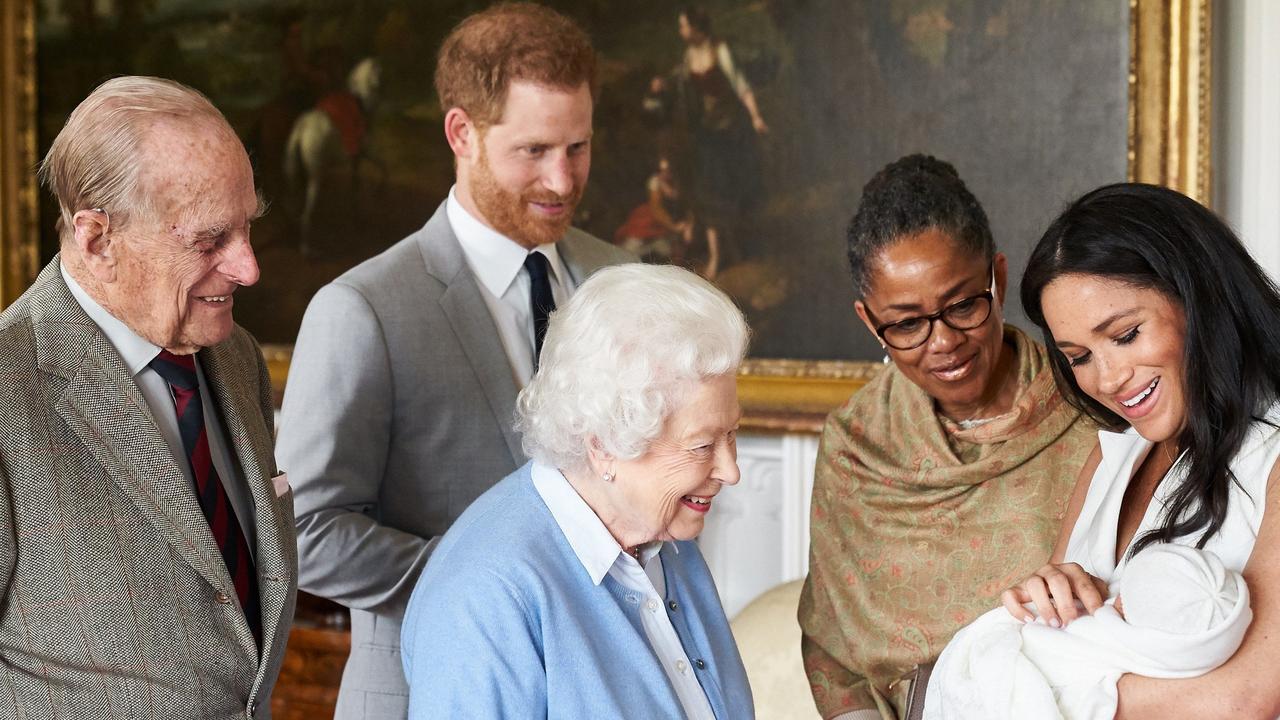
[515,263,749,474]
[38,75,232,244]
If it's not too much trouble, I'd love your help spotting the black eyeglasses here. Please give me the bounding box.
[867,271,995,351]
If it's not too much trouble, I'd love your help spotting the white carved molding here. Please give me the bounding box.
[700,432,820,618]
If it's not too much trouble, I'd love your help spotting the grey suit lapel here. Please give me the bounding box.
[201,342,293,672]
[416,205,524,465]
[35,284,235,602]
[558,227,624,285]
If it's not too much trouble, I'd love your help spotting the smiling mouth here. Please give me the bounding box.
[198,295,232,304]
[681,494,713,513]
[1121,377,1159,408]
[931,355,976,382]
[530,201,567,214]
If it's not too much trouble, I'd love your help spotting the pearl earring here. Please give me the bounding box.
[602,471,615,482]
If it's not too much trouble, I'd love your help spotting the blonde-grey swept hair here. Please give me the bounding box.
[38,75,232,244]
[516,263,749,474]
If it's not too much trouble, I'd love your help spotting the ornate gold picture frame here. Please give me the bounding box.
[0,0,1210,432]
[0,0,38,308]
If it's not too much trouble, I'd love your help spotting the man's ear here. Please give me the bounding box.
[71,209,117,283]
[444,107,480,161]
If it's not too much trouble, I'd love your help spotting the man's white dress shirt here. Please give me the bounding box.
[447,187,574,387]
[531,462,717,720]
[60,264,257,552]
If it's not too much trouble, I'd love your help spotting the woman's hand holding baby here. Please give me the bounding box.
[1001,562,1110,627]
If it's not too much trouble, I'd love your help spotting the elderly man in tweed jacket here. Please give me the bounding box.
[0,76,297,718]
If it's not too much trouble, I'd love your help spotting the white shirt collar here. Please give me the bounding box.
[60,262,161,376]
[531,462,666,586]
[446,186,571,298]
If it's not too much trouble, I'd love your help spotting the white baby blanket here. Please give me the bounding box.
[923,544,1251,720]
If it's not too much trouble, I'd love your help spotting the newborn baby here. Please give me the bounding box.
[924,544,1252,720]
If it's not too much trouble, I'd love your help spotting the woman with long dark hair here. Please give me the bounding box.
[1003,182,1280,717]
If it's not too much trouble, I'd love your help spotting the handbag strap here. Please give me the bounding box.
[902,660,936,720]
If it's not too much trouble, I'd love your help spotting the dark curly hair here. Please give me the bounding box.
[1022,182,1280,558]
[845,154,994,297]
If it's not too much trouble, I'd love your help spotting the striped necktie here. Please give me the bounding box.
[149,350,261,646]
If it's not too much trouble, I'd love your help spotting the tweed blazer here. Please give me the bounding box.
[276,202,634,719]
[0,258,298,719]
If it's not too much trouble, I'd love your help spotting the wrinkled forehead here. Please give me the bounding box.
[135,117,256,226]
[663,374,741,437]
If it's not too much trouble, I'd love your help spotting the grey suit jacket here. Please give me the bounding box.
[277,203,633,718]
[0,259,298,719]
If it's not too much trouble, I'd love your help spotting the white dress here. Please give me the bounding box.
[1064,404,1280,590]
[925,409,1280,720]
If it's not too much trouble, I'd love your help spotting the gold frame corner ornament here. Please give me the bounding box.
[3,1,1212,433]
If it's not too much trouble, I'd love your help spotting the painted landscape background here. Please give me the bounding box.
[36,0,1130,360]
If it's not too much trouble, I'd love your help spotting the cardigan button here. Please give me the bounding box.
[667,600,678,611]
[694,658,706,670]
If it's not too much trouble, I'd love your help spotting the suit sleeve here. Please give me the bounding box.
[0,458,11,600]
[276,282,432,614]
[401,565,545,718]
[0,458,18,718]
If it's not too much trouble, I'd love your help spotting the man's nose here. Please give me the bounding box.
[541,155,575,197]
[222,235,260,287]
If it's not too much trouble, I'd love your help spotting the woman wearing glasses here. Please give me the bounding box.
[798,154,1097,719]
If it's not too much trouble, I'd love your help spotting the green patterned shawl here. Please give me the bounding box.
[798,325,1096,718]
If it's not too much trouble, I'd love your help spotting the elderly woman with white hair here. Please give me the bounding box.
[400,263,755,719]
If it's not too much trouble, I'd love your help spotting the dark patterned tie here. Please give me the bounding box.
[149,350,261,646]
[524,252,556,369]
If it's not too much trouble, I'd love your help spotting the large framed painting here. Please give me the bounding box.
[1,0,1210,430]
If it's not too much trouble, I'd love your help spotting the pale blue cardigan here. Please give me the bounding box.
[401,462,754,719]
